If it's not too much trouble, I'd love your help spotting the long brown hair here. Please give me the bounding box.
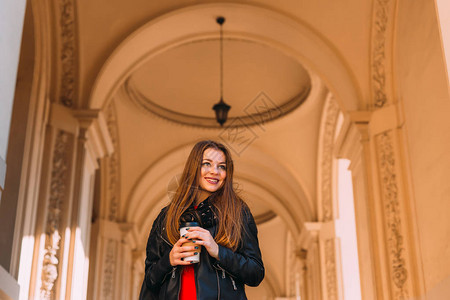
[165,140,245,251]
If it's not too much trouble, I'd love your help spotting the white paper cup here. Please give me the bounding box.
[180,222,201,263]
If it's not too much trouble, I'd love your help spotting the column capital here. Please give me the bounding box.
[73,109,114,162]
[334,112,369,162]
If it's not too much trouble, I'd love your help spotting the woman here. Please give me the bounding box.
[139,140,264,299]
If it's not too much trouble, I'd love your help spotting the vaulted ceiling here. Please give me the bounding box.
[74,1,374,297]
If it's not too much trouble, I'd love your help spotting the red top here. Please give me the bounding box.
[179,265,196,300]
[179,205,198,300]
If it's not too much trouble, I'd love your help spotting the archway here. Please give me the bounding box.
[89,3,361,112]
[87,3,363,299]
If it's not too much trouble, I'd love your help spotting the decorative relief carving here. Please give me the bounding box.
[317,96,340,299]
[59,0,77,107]
[287,233,297,297]
[40,131,70,299]
[105,102,120,221]
[376,131,409,299]
[102,239,116,299]
[319,96,340,221]
[371,0,392,108]
[324,239,338,300]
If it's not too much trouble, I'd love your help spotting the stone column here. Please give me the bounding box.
[298,222,323,300]
[87,219,136,300]
[131,250,145,300]
[315,94,344,300]
[335,116,376,300]
[27,103,112,300]
[336,104,424,299]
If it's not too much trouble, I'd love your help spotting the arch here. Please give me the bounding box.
[126,142,313,248]
[89,3,361,112]
[316,92,341,222]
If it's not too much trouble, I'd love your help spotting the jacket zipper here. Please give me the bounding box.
[230,277,237,290]
[215,268,220,300]
[216,264,237,291]
[160,232,173,247]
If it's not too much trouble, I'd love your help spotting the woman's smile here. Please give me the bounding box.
[204,177,219,184]
[199,148,226,193]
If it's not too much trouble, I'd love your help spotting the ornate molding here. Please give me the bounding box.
[102,239,116,299]
[324,239,338,300]
[371,0,394,108]
[317,96,341,299]
[125,78,311,129]
[40,131,70,299]
[287,233,297,297]
[318,95,340,221]
[58,0,77,107]
[376,131,409,299]
[105,102,120,221]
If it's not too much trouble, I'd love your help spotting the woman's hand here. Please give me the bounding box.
[169,237,200,266]
[185,227,219,259]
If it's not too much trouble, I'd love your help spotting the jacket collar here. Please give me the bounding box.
[180,195,217,228]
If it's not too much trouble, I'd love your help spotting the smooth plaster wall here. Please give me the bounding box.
[396,0,450,297]
[0,0,26,162]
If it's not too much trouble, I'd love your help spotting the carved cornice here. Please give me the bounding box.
[40,131,70,299]
[371,0,395,108]
[58,0,78,107]
[105,102,120,221]
[376,131,409,299]
[318,95,340,221]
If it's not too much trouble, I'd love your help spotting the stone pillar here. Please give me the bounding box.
[26,103,112,299]
[335,116,376,300]
[336,104,425,299]
[299,221,345,300]
[314,93,343,300]
[298,222,323,300]
[86,100,135,300]
[131,250,145,300]
[87,219,136,300]
[286,231,303,300]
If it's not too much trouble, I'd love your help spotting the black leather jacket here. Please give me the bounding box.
[140,198,265,300]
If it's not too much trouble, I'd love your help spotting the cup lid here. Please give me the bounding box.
[180,221,199,228]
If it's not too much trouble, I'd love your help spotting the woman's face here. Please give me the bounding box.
[198,148,227,193]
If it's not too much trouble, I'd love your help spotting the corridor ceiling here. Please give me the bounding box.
[127,39,311,126]
[78,1,372,235]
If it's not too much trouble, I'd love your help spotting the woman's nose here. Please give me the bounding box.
[209,165,219,174]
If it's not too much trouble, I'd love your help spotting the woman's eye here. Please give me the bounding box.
[202,162,210,166]
[219,165,226,170]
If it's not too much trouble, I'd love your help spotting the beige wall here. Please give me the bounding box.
[396,0,450,298]
[0,0,26,166]
[0,0,27,299]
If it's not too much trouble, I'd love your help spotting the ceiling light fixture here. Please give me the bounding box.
[212,16,231,127]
